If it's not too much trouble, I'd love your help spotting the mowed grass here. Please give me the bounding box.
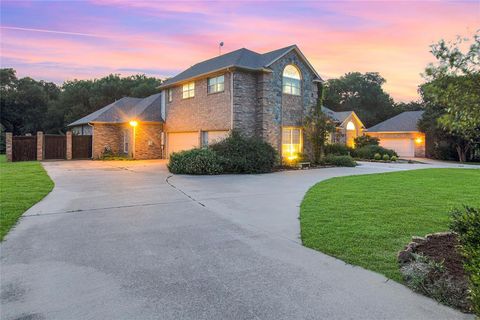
[0,155,54,240]
[300,168,480,282]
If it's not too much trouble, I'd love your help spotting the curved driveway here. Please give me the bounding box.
[1,160,475,320]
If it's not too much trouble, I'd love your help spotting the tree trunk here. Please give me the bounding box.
[456,144,470,163]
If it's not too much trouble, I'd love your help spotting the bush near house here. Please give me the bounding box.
[168,132,278,175]
[353,135,380,148]
[353,145,398,160]
[324,143,353,156]
[168,148,223,175]
[210,131,278,174]
[322,154,357,167]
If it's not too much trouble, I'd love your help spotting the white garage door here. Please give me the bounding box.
[167,132,199,155]
[380,138,414,157]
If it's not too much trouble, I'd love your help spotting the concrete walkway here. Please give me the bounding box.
[1,160,476,320]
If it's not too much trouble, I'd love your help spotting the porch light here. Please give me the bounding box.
[129,120,138,127]
[415,137,423,144]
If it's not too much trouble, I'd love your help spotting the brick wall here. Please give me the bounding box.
[232,71,257,137]
[92,124,125,159]
[134,123,163,159]
[164,72,231,133]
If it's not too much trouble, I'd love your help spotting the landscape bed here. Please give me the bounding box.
[0,155,54,240]
[300,168,480,282]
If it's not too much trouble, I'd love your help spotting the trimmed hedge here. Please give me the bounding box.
[323,154,357,167]
[168,131,278,175]
[450,206,480,315]
[353,145,398,159]
[168,148,223,175]
[210,131,277,173]
[325,143,353,156]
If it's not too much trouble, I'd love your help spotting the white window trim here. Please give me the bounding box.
[208,75,225,94]
[182,82,195,99]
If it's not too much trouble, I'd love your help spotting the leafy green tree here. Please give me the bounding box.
[420,31,480,162]
[323,72,396,127]
[304,84,335,163]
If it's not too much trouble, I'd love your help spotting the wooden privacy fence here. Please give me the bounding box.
[6,131,92,162]
[44,134,66,160]
[12,136,37,161]
[72,135,92,159]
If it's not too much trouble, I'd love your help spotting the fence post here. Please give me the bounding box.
[6,132,12,162]
[37,131,44,161]
[66,131,72,160]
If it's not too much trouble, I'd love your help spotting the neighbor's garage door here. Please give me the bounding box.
[380,138,414,157]
[167,132,199,156]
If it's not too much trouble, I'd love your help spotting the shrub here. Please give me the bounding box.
[168,148,223,175]
[383,154,390,161]
[353,135,380,148]
[391,155,398,161]
[353,145,398,159]
[323,154,357,167]
[374,153,382,160]
[324,143,353,156]
[210,131,277,173]
[450,206,480,315]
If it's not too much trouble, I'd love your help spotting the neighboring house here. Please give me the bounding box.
[68,94,163,159]
[69,45,321,161]
[365,111,425,157]
[321,106,365,148]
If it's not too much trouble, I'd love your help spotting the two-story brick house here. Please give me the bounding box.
[69,45,322,160]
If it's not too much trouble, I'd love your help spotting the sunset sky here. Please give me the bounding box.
[1,0,479,102]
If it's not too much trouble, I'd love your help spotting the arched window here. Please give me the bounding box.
[283,65,301,95]
[346,121,355,131]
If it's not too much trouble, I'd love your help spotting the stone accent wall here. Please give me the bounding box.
[36,131,44,160]
[257,50,319,152]
[5,132,12,162]
[367,132,426,157]
[232,71,257,137]
[66,131,72,160]
[164,72,231,133]
[134,123,163,159]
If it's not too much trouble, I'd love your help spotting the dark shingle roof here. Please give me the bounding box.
[321,106,354,124]
[366,111,424,132]
[160,45,320,88]
[68,93,163,126]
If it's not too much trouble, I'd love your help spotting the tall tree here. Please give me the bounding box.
[323,72,396,127]
[420,31,480,162]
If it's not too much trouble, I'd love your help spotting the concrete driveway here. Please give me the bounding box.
[1,160,474,320]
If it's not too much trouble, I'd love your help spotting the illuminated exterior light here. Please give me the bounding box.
[415,137,423,144]
[129,120,138,127]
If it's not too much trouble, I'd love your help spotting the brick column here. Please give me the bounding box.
[66,131,72,160]
[6,132,12,162]
[37,131,44,160]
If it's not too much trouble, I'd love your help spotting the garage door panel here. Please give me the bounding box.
[379,138,414,157]
[168,132,199,155]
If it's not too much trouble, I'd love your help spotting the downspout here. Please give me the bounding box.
[229,68,234,130]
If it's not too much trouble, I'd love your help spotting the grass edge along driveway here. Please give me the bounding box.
[300,168,480,282]
[0,155,54,240]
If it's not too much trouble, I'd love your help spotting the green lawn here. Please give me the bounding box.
[300,168,480,282]
[0,155,54,240]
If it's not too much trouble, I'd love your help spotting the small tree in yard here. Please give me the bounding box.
[304,84,335,163]
[421,31,480,162]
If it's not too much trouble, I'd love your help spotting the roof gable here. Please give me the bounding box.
[366,111,424,132]
[160,45,321,88]
[68,94,163,126]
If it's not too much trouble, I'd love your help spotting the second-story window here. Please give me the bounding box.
[168,88,173,102]
[282,64,301,96]
[207,75,224,93]
[182,82,195,99]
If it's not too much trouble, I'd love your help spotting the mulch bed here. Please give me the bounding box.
[415,233,467,280]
